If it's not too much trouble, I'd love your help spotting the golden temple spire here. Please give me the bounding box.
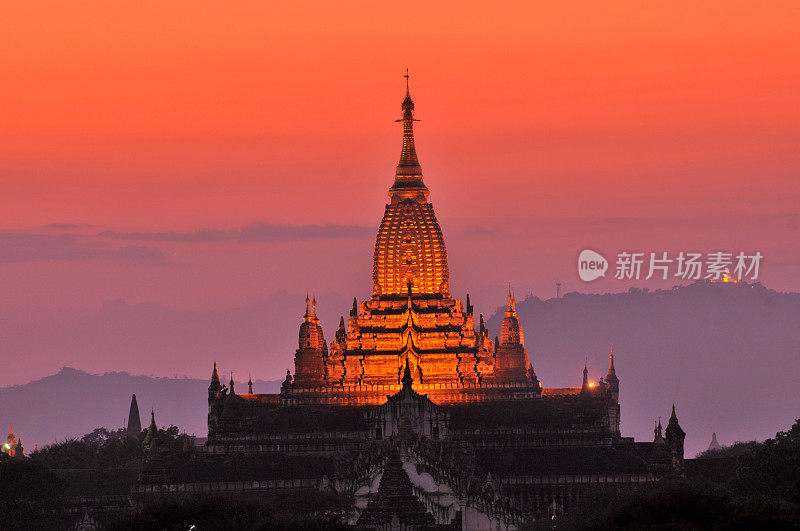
[311,294,320,324]
[390,69,428,200]
[506,284,517,316]
[608,346,617,376]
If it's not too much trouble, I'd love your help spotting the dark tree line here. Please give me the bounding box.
[1,424,354,529]
[539,418,800,529]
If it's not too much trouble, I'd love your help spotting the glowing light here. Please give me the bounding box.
[588,381,596,388]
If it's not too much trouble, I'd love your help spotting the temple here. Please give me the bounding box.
[127,394,142,435]
[3,426,24,459]
[279,79,541,405]
[138,80,685,529]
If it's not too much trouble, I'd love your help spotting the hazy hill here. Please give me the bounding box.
[0,368,281,448]
[3,282,798,458]
[486,282,800,457]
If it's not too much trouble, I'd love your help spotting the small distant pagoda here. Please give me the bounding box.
[127,394,142,435]
[4,427,24,458]
[708,432,722,451]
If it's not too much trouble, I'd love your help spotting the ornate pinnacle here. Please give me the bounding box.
[582,362,589,389]
[606,346,619,385]
[390,70,428,198]
[209,362,222,393]
[506,284,517,316]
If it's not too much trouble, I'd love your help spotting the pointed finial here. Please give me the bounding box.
[391,70,426,193]
[312,294,317,317]
[582,360,589,389]
[248,373,253,394]
[670,403,677,420]
[606,347,619,385]
[146,409,157,437]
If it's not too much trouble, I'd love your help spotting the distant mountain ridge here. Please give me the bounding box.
[0,367,281,448]
[486,282,800,457]
[3,283,798,458]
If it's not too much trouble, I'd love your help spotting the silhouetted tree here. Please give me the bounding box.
[30,423,190,471]
[537,477,800,530]
[696,440,757,459]
[732,418,800,503]
[538,418,800,529]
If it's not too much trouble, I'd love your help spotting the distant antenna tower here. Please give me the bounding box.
[556,282,562,299]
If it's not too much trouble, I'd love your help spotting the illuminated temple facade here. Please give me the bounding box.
[285,86,541,405]
[138,85,686,530]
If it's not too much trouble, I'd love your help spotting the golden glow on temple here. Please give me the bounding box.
[286,80,540,404]
[194,82,685,528]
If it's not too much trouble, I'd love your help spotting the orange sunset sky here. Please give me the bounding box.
[1,1,799,386]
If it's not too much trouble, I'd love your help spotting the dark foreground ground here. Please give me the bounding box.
[2,418,799,529]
